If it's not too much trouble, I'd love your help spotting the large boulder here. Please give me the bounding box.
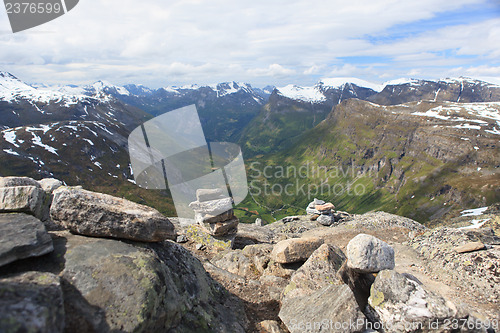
[283,244,346,300]
[368,270,482,332]
[279,284,366,333]
[0,213,53,267]
[0,182,44,218]
[59,232,247,333]
[50,187,176,242]
[0,176,41,188]
[271,237,324,264]
[346,234,395,273]
[0,271,64,333]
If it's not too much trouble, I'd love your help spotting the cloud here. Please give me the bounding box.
[0,0,498,87]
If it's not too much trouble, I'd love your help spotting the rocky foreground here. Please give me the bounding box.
[0,177,498,333]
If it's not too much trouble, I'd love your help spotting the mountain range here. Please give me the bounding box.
[0,71,499,223]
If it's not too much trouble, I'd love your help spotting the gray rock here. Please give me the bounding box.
[196,188,226,202]
[0,176,41,188]
[50,187,176,242]
[242,243,273,273]
[279,284,366,333]
[176,234,188,243]
[0,213,53,267]
[0,185,44,218]
[200,217,239,236]
[284,244,346,300]
[317,214,334,226]
[61,232,247,333]
[255,217,263,226]
[195,209,234,224]
[259,275,289,301]
[271,237,324,264]
[368,270,478,332]
[38,178,63,193]
[189,197,233,215]
[346,234,395,273]
[185,224,235,251]
[282,216,300,223]
[0,271,64,333]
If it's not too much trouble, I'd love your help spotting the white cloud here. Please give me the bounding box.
[0,0,498,87]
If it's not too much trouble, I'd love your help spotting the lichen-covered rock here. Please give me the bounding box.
[271,237,324,264]
[0,271,64,333]
[283,244,346,299]
[368,270,482,332]
[0,213,53,267]
[346,234,395,273]
[50,187,176,242]
[279,284,366,333]
[186,224,235,251]
[61,232,247,333]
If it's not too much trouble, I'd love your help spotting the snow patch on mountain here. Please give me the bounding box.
[320,77,384,92]
[277,84,327,103]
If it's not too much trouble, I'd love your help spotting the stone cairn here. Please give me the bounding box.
[306,198,351,226]
[189,188,239,237]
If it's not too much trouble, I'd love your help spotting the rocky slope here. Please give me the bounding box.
[1,176,499,332]
[240,98,499,223]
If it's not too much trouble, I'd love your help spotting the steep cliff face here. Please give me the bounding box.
[369,77,500,105]
[242,98,499,223]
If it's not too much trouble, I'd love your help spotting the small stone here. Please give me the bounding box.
[310,214,320,221]
[255,218,263,226]
[258,320,285,333]
[271,237,324,264]
[315,202,335,212]
[200,217,239,236]
[195,243,205,251]
[317,214,334,226]
[176,235,188,243]
[347,234,395,273]
[454,241,486,253]
[282,216,300,223]
[196,188,226,202]
[38,178,63,193]
[189,197,233,215]
[195,209,234,224]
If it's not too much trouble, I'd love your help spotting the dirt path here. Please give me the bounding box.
[392,243,500,322]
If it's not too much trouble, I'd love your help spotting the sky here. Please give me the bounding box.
[0,0,499,88]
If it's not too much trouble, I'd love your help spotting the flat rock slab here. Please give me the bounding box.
[346,233,395,273]
[0,213,53,267]
[50,187,176,242]
[271,237,324,264]
[0,271,64,333]
[454,241,486,253]
[0,176,42,188]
